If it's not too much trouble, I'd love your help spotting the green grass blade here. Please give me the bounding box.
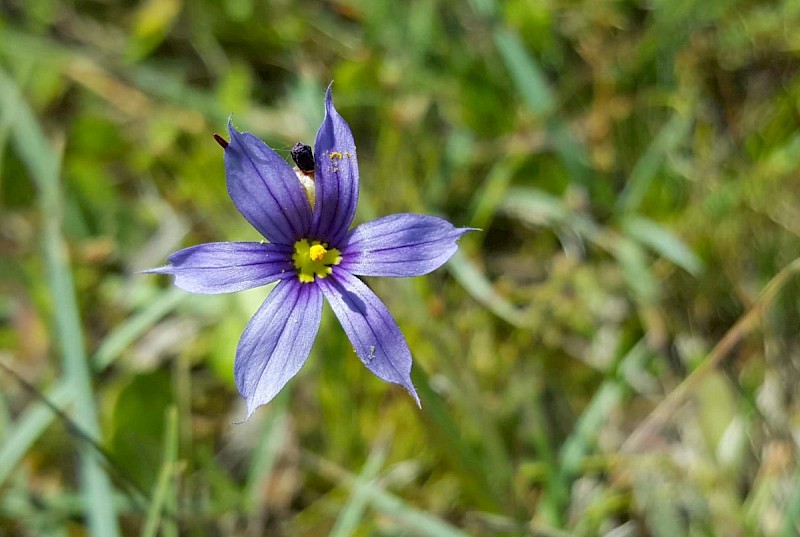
[413,368,506,512]
[92,287,186,370]
[548,121,593,188]
[365,486,470,537]
[447,250,525,327]
[621,215,704,276]
[493,28,555,116]
[617,113,692,213]
[329,438,388,537]
[244,403,289,528]
[0,68,120,537]
[141,406,179,537]
[559,340,650,475]
[0,379,75,487]
[466,156,525,231]
[304,451,470,537]
[612,238,659,305]
[779,461,800,537]
[0,288,184,490]
[500,186,571,226]
[493,26,592,187]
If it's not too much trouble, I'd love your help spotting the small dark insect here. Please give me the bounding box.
[291,142,315,173]
[213,134,229,149]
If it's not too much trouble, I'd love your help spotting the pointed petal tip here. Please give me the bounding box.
[234,402,260,424]
[323,82,339,117]
[311,82,359,245]
[226,118,240,139]
[140,265,172,275]
[407,384,422,409]
[453,228,478,243]
[232,413,250,425]
[453,226,481,239]
[231,389,273,424]
[226,118,250,147]
[453,226,480,243]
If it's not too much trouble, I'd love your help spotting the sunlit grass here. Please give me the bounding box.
[1,0,800,535]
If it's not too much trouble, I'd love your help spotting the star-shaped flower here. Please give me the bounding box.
[149,86,472,418]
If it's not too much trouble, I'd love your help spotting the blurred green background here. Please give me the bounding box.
[1,0,800,535]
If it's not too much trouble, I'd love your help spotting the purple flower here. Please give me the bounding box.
[148,86,472,418]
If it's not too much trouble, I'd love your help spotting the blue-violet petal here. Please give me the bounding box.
[226,122,312,245]
[318,269,421,406]
[234,278,323,419]
[311,85,359,247]
[145,242,294,294]
[341,213,473,277]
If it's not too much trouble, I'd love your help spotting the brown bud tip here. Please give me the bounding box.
[213,134,229,149]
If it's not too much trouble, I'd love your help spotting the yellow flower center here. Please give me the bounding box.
[292,239,342,283]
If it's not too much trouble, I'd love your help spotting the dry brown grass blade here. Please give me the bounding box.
[621,256,800,454]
